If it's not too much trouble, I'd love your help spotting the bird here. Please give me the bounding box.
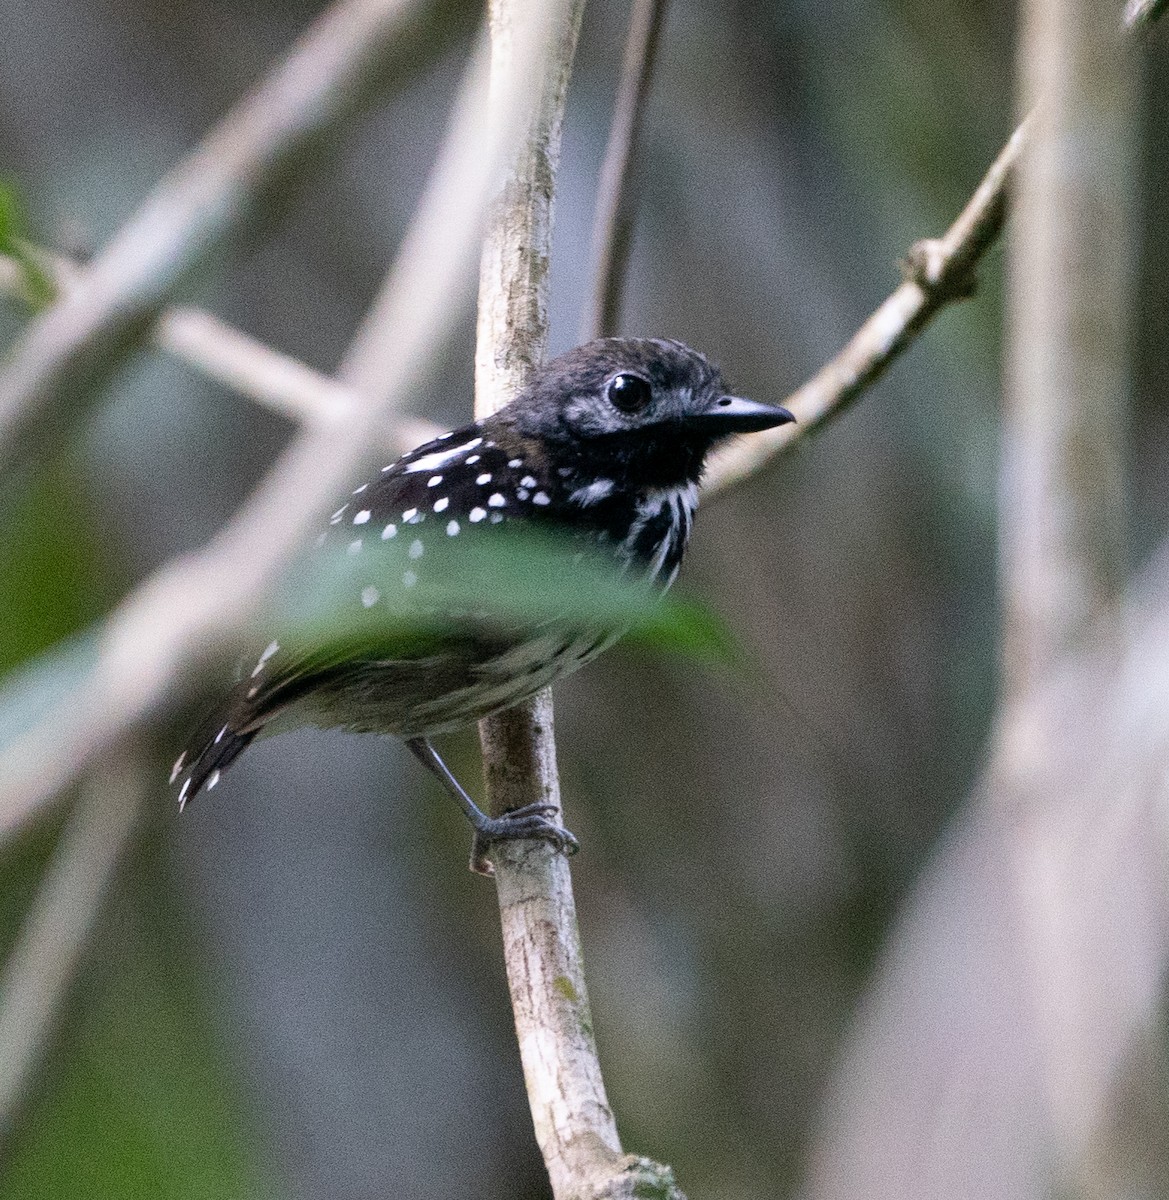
[170,337,794,871]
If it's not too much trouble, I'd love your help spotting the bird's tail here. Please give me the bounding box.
[169,713,256,811]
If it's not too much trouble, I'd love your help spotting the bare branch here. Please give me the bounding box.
[0,249,443,448]
[0,0,431,473]
[581,0,670,341]
[702,120,1028,499]
[474,2,682,1196]
[0,748,143,1138]
[1001,1,1137,704]
[158,308,443,451]
[0,20,539,844]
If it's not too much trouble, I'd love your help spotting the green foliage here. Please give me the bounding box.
[270,523,741,677]
[0,465,114,679]
[0,182,55,310]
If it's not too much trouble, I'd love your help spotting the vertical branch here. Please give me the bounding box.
[1000,0,1138,706]
[474,2,680,1197]
[581,0,670,341]
[1001,0,1144,1183]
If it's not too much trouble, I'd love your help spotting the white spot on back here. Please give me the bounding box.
[382,523,397,539]
[207,769,221,791]
[409,539,424,559]
[508,458,522,468]
[489,511,504,523]
[446,520,460,536]
[361,585,380,607]
[466,454,481,465]
[427,475,443,487]
[476,473,491,485]
[532,491,550,506]
[434,497,449,512]
[488,493,505,508]
[353,509,371,525]
[520,475,537,488]
[402,508,418,522]
[470,507,487,522]
[516,488,530,500]
[403,438,482,474]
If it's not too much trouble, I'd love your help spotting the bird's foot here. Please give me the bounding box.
[468,803,580,876]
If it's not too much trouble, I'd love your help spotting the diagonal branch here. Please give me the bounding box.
[0,250,441,449]
[703,118,1029,499]
[0,0,432,475]
[0,747,144,1140]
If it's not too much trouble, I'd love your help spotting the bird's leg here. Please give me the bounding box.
[405,737,579,875]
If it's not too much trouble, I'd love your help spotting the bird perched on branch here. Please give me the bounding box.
[171,337,793,871]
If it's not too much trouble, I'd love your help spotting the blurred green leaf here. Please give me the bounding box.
[269,523,741,673]
[0,463,114,678]
[0,182,55,310]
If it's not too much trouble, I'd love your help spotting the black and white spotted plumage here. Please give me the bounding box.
[172,337,793,828]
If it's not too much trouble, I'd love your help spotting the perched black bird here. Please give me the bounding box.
[171,337,793,869]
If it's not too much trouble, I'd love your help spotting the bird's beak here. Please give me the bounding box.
[687,395,796,435]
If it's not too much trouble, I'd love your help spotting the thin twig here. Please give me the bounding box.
[0,20,546,844]
[703,119,1029,499]
[581,0,670,341]
[0,251,441,448]
[474,1,682,1196]
[0,0,431,474]
[162,306,445,451]
[0,748,143,1139]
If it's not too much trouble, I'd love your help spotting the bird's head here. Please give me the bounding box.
[496,337,794,489]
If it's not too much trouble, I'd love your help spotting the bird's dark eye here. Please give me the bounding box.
[606,373,652,414]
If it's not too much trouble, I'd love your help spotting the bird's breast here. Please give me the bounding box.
[615,481,698,588]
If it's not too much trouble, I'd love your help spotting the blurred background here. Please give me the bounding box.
[1,1,1167,1197]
